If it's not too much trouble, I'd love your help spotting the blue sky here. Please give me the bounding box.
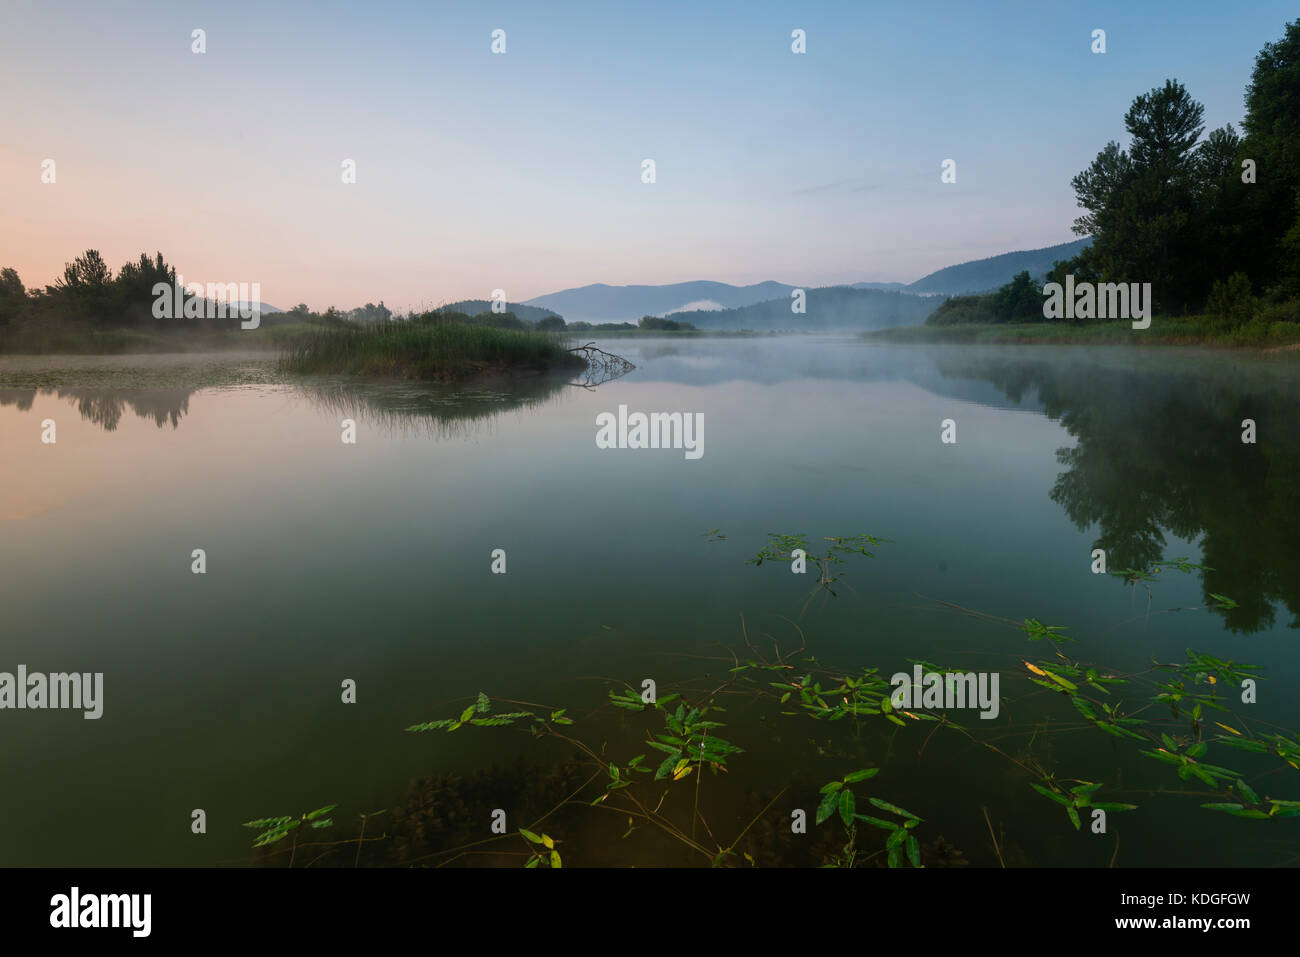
[0,0,1293,309]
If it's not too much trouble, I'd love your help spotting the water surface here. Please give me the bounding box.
[1,337,1296,867]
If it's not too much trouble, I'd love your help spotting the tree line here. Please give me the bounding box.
[929,19,1300,331]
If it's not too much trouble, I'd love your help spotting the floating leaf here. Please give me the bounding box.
[843,768,879,784]
[868,797,921,821]
[1030,783,1072,807]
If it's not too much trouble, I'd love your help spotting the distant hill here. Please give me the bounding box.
[524,281,795,324]
[905,238,1091,295]
[667,286,935,331]
[850,281,910,292]
[436,300,560,323]
[521,239,1092,323]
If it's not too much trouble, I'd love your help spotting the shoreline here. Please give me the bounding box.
[864,320,1300,351]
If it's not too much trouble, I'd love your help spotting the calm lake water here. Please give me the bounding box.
[1,337,1297,867]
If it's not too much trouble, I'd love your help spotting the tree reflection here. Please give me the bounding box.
[938,351,1300,634]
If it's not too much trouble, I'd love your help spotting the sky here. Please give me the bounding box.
[0,0,1294,311]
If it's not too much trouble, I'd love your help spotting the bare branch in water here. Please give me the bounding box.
[567,342,635,388]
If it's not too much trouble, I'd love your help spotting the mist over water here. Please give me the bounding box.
[1,337,1295,866]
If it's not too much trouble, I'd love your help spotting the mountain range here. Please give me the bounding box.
[521,238,1091,323]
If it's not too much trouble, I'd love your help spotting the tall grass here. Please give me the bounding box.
[866,313,1300,347]
[277,319,584,380]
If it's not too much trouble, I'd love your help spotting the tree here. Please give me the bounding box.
[1071,81,1210,311]
[991,271,1042,322]
[54,249,112,291]
[0,267,25,327]
[114,252,176,327]
[1123,79,1204,177]
[50,249,115,324]
[1238,19,1300,290]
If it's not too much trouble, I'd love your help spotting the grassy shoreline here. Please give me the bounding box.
[278,320,586,381]
[865,317,1300,350]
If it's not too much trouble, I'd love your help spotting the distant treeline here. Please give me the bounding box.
[426,309,696,332]
[929,19,1300,334]
[670,286,935,331]
[0,250,402,351]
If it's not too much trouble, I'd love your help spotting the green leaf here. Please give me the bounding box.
[819,780,844,794]
[1042,669,1078,691]
[838,789,856,828]
[868,797,921,821]
[459,705,476,723]
[1030,783,1072,807]
[843,768,879,784]
[549,850,562,868]
[525,856,540,868]
[816,790,840,826]
[1066,805,1081,830]
[518,828,544,844]
[855,814,898,831]
[905,834,921,868]
[243,816,293,829]
[1236,779,1260,804]
[886,827,907,850]
[1141,748,1183,766]
[475,692,491,714]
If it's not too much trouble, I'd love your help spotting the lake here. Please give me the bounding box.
[1,337,1297,867]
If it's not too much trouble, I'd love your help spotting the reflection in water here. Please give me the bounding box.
[288,372,578,439]
[936,351,1300,634]
[0,388,192,431]
[0,349,633,438]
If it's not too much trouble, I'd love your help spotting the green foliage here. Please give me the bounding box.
[242,804,337,847]
[1030,781,1135,830]
[1205,273,1256,329]
[278,317,584,380]
[1067,26,1300,315]
[638,315,697,331]
[747,532,891,600]
[405,692,536,732]
[518,829,562,867]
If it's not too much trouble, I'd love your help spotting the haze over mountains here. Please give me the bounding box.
[521,238,1090,324]
[669,288,935,332]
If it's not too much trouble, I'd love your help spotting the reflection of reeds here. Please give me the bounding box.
[289,374,575,440]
